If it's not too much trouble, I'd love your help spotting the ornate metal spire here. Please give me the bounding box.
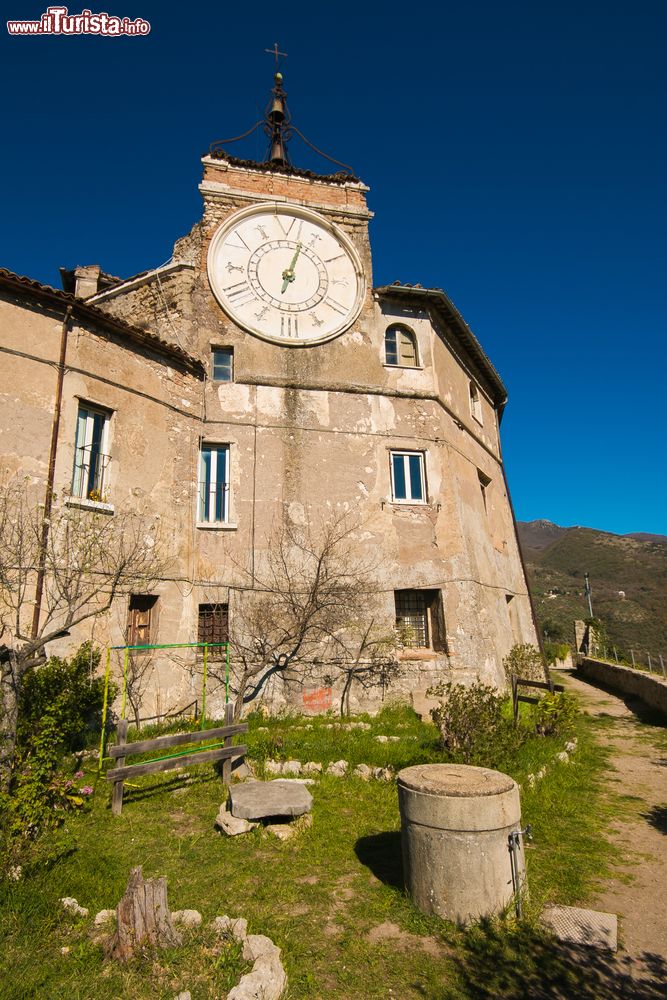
[208,47,356,177]
[264,70,291,166]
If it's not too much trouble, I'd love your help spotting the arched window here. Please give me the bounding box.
[385,324,418,367]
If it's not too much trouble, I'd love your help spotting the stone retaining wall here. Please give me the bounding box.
[577,658,667,718]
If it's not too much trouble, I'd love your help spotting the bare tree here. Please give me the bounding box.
[218,513,396,719]
[0,478,169,786]
[328,615,398,716]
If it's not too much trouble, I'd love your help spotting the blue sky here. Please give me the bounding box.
[2,1,665,535]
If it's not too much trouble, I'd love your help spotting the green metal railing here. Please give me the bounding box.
[98,640,231,771]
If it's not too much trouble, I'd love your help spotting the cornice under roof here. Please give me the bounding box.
[374,283,507,409]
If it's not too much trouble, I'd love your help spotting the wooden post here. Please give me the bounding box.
[112,719,128,817]
[511,674,519,724]
[222,701,234,785]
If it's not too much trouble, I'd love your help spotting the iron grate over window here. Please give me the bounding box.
[395,590,429,647]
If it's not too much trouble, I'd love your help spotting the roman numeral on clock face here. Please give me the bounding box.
[224,281,255,306]
[225,231,250,251]
[324,296,347,315]
[281,315,299,338]
[276,216,297,238]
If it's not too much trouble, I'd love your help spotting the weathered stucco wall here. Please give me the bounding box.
[1,155,537,719]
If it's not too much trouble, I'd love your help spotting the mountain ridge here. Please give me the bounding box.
[516,520,667,655]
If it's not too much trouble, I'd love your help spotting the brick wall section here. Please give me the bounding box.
[202,160,370,211]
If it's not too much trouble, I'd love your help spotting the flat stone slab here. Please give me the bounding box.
[541,905,618,951]
[229,780,313,820]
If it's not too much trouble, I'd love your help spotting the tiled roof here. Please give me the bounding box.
[375,282,507,407]
[0,268,204,376]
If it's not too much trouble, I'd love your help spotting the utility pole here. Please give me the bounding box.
[584,572,594,618]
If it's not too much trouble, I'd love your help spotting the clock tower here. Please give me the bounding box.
[195,70,374,356]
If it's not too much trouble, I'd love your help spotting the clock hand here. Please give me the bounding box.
[281,243,302,293]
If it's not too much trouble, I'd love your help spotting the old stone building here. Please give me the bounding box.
[0,73,538,717]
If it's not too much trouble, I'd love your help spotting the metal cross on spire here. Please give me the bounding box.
[265,42,288,70]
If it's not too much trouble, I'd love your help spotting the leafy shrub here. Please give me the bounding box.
[531,691,579,736]
[3,643,108,852]
[6,716,94,842]
[543,641,571,665]
[17,642,112,752]
[503,643,546,683]
[427,681,523,767]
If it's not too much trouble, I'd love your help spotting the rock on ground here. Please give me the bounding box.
[216,804,258,836]
[94,909,116,926]
[232,760,255,780]
[210,915,248,940]
[265,823,295,842]
[229,781,312,820]
[243,934,281,961]
[60,897,88,918]
[353,764,373,780]
[227,953,287,1000]
[171,910,202,928]
[302,762,322,774]
[326,760,348,777]
[281,760,302,775]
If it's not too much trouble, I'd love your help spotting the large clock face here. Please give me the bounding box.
[207,204,365,345]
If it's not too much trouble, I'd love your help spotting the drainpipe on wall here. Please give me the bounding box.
[31,306,73,640]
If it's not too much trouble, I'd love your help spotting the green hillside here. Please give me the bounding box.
[517,522,667,659]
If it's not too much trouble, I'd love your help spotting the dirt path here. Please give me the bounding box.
[561,671,667,962]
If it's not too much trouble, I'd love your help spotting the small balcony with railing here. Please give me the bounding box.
[68,445,112,511]
[197,479,231,527]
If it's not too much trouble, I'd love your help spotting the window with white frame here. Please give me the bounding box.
[385,325,418,367]
[71,403,110,501]
[390,450,426,503]
[469,381,483,424]
[212,348,234,382]
[198,444,230,524]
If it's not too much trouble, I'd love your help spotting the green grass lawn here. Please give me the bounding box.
[0,706,619,1000]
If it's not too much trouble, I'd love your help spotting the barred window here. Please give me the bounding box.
[395,589,447,651]
[198,603,229,656]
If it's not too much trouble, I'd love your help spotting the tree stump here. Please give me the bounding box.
[106,866,182,961]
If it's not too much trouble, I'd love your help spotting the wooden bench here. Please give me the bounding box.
[106,704,247,815]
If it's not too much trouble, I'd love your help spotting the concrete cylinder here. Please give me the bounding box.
[397,763,525,924]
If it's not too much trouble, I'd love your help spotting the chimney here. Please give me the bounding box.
[59,264,102,299]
